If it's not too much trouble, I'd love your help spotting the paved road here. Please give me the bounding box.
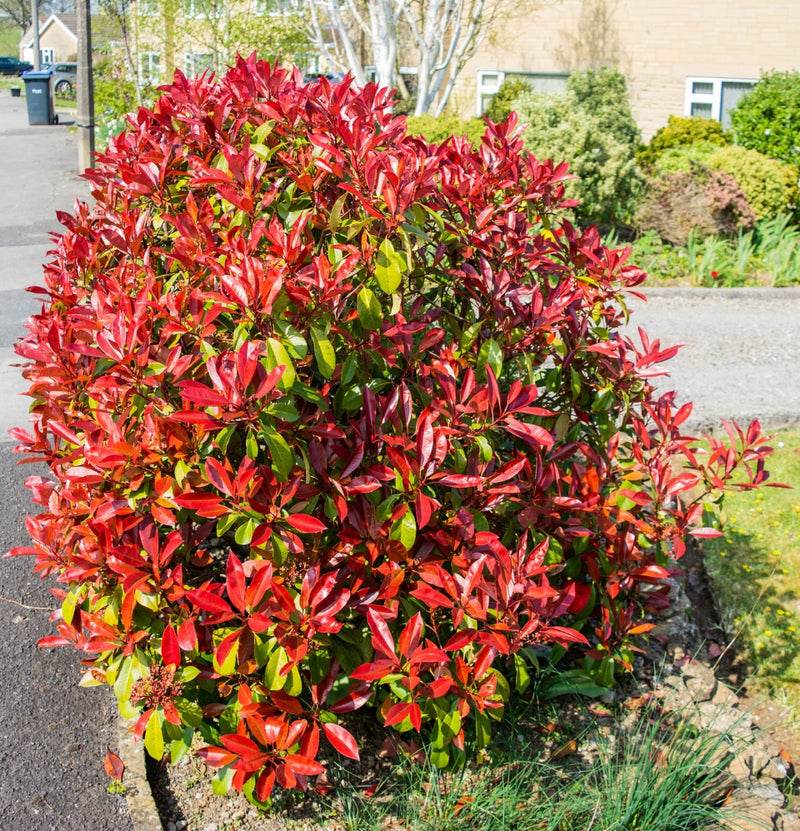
[0,92,133,830]
[0,87,797,830]
[626,287,800,435]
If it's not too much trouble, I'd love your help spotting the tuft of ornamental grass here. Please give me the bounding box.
[319,695,751,831]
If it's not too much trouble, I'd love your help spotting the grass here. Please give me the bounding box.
[701,429,800,713]
[317,696,752,831]
[0,21,20,56]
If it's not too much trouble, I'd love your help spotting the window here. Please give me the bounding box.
[137,0,159,16]
[139,52,161,86]
[254,0,294,15]
[476,70,569,116]
[40,48,54,63]
[183,0,222,18]
[685,77,756,129]
[184,52,216,78]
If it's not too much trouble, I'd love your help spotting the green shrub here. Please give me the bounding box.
[644,141,797,222]
[484,77,533,123]
[649,141,719,174]
[731,70,800,166]
[637,116,729,167]
[513,68,644,224]
[637,164,756,245]
[405,114,486,146]
[706,145,798,220]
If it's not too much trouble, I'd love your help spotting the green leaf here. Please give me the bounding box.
[375,238,404,293]
[211,768,234,796]
[329,192,348,232]
[357,286,382,330]
[170,727,195,765]
[514,654,531,693]
[274,320,308,360]
[265,646,290,691]
[268,400,299,422]
[234,517,257,546]
[266,337,295,390]
[145,712,165,760]
[389,510,417,551]
[341,352,358,385]
[262,424,295,481]
[174,697,204,728]
[310,324,336,379]
[476,338,503,381]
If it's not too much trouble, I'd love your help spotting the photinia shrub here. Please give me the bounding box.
[10,56,775,805]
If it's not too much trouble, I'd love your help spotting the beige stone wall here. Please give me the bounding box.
[39,24,78,62]
[458,0,800,138]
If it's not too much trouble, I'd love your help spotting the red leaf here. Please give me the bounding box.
[103,749,125,781]
[323,722,360,761]
[689,527,725,539]
[328,683,373,714]
[285,513,327,534]
[503,417,554,447]
[226,552,246,612]
[161,624,181,667]
[197,745,238,768]
[367,608,398,662]
[432,473,484,488]
[186,589,233,617]
[284,754,325,775]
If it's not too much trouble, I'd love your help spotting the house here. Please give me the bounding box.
[458,0,800,139]
[19,13,123,66]
[19,14,78,65]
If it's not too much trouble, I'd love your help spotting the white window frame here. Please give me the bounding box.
[40,47,54,64]
[685,76,757,125]
[137,0,159,16]
[139,52,161,86]
[183,0,222,19]
[477,70,505,117]
[476,70,570,116]
[184,51,216,78]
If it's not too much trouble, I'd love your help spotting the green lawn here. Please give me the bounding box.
[701,429,800,711]
[0,22,21,57]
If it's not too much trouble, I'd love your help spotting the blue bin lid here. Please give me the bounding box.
[22,71,53,80]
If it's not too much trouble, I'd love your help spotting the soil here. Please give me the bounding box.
[146,539,800,831]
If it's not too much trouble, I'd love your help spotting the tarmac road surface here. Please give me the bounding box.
[0,93,133,829]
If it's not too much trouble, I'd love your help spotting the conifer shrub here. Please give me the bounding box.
[10,57,774,806]
[405,113,486,146]
[513,68,644,225]
[484,76,533,123]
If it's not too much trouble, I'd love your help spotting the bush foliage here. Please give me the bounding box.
[637,116,729,168]
[513,68,644,225]
[731,70,800,166]
[484,76,533,124]
[11,57,774,806]
[706,145,798,220]
[405,113,486,147]
[637,164,756,246]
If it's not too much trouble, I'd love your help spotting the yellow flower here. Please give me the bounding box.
[765,630,773,637]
